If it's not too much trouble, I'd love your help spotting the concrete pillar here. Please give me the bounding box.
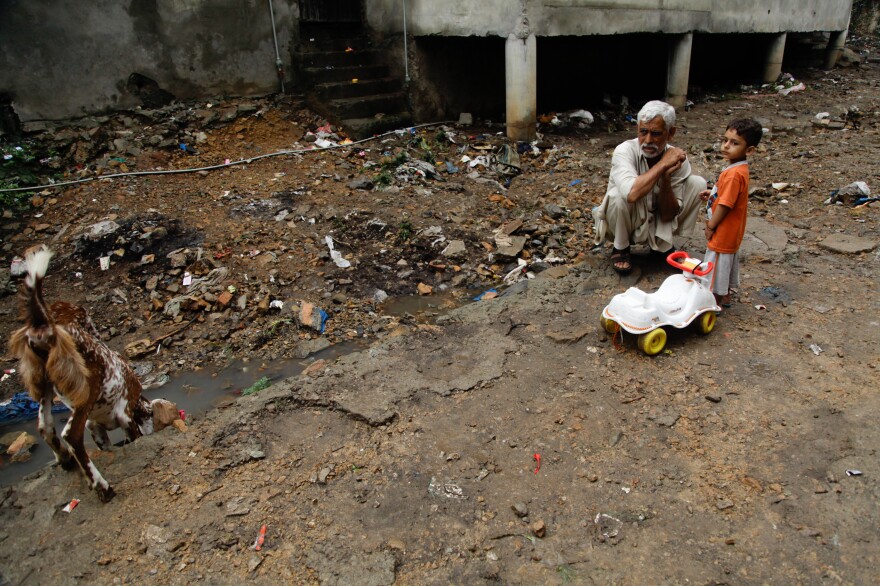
[505,17,536,142]
[824,30,848,70]
[665,33,693,110]
[763,33,787,84]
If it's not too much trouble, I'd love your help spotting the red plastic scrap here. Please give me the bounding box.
[253,524,267,550]
[533,453,541,474]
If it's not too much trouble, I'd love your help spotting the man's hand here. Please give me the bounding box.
[660,147,686,176]
[699,189,711,202]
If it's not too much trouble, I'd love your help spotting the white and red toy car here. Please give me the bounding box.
[601,251,721,355]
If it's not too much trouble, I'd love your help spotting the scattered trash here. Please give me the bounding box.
[594,513,623,540]
[99,256,110,271]
[755,304,767,310]
[0,391,69,424]
[3,431,37,462]
[325,236,351,268]
[269,300,284,310]
[566,109,594,126]
[809,344,823,356]
[252,524,267,550]
[777,82,806,96]
[502,258,531,285]
[533,453,541,474]
[298,302,328,333]
[428,477,466,499]
[62,499,80,513]
[845,470,863,477]
[473,289,498,301]
[825,181,873,206]
[182,272,192,287]
[495,144,521,176]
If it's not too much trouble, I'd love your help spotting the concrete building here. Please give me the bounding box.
[0,1,855,141]
[367,0,854,140]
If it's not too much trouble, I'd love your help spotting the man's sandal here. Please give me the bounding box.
[610,247,632,274]
[650,246,676,263]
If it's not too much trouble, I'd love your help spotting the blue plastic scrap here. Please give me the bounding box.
[0,392,69,425]
[473,289,498,301]
[318,308,329,333]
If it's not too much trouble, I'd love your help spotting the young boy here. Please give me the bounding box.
[701,118,763,308]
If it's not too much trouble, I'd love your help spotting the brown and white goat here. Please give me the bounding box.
[8,246,182,502]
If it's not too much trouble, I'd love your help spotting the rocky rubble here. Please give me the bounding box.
[0,45,879,583]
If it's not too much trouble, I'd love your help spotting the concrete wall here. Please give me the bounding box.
[0,0,296,122]
[367,0,853,37]
[852,0,880,34]
[0,0,855,124]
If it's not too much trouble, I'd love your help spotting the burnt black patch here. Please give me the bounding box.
[74,211,202,264]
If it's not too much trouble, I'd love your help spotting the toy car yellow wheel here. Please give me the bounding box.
[638,328,667,355]
[696,311,716,334]
[600,316,620,334]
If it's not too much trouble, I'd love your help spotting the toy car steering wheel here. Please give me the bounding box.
[667,250,714,276]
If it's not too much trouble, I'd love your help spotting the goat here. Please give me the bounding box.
[8,246,183,502]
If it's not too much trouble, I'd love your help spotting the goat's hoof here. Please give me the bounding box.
[58,457,77,471]
[97,485,116,503]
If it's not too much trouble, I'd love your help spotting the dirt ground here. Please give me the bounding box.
[0,41,878,584]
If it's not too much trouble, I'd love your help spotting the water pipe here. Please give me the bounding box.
[0,120,455,194]
[402,0,410,84]
[268,0,285,93]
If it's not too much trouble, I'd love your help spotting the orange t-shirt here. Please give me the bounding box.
[708,162,749,254]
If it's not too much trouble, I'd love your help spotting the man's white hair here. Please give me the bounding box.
[637,100,676,128]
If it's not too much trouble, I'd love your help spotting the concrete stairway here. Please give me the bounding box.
[295,21,411,139]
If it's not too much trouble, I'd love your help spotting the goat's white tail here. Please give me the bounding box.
[24,246,53,289]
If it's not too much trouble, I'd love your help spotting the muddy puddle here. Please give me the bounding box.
[379,288,484,321]
[0,340,366,487]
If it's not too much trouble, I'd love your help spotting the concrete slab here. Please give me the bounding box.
[747,217,789,251]
[819,234,878,254]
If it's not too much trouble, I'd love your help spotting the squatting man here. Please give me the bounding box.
[592,100,706,273]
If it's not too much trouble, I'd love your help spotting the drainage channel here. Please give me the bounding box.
[0,340,365,487]
[0,288,478,487]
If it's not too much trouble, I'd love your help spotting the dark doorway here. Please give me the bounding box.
[298,0,361,23]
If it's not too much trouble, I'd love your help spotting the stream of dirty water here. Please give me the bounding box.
[0,290,480,487]
[0,340,366,487]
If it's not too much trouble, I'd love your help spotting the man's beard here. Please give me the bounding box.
[641,144,661,158]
